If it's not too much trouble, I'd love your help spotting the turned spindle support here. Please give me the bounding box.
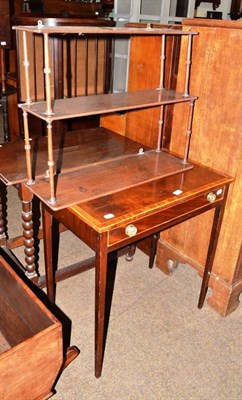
[43,33,53,116]
[22,110,34,185]
[159,34,166,90]
[22,30,32,105]
[182,99,195,165]
[156,105,164,152]
[183,34,193,97]
[21,199,37,278]
[46,120,56,205]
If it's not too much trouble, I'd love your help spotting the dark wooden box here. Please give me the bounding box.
[0,256,63,399]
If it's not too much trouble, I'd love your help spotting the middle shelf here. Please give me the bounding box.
[26,146,192,210]
[20,88,197,121]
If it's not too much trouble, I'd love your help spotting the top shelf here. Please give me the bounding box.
[12,24,198,36]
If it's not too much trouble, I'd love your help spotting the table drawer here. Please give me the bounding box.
[108,187,225,249]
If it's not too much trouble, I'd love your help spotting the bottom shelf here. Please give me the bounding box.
[27,149,193,210]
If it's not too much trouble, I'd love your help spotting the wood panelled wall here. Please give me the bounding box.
[157,19,242,316]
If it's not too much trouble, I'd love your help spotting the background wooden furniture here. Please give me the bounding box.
[0,0,13,49]
[43,0,105,16]
[11,0,114,17]
[230,0,242,19]
[156,19,242,317]
[0,1,15,142]
[0,75,16,143]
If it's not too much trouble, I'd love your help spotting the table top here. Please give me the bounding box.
[64,163,233,233]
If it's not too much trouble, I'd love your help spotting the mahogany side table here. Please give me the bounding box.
[37,163,232,378]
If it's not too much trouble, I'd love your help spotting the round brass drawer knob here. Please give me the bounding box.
[125,224,138,237]
[207,192,217,203]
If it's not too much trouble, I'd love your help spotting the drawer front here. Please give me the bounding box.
[108,187,225,249]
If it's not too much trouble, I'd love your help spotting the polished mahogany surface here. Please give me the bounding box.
[27,149,192,210]
[20,89,197,122]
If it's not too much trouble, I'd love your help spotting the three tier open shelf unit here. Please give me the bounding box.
[13,22,198,210]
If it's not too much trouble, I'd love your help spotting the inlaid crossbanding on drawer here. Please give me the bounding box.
[108,188,225,249]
